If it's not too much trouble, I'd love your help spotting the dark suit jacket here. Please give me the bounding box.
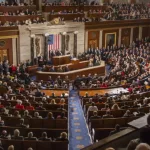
[38,137,52,141]
[55,137,69,142]
[11,136,24,140]
[24,137,37,141]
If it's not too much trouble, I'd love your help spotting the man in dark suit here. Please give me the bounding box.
[24,132,37,141]
[90,111,101,120]
[64,65,69,72]
[35,89,43,97]
[109,124,121,136]
[11,129,24,140]
[17,119,29,128]
[102,111,114,118]
[49,66,55,72]
[38,132,52,141]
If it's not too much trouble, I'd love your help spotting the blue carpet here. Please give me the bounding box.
[105,64,111,75]
[69,89,92,150]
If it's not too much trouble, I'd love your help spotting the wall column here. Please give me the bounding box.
[61,32,66,55]
[30,34,35,64]
[73,31,78,58]
[85,31,88,51]
[16,37,20,64]
[118,28,122,47]
[130,27,134,45]
[139,26,143,40]
[12,38,17,65]
[99,30,103,48]
[44,33,49,62]
[33,0,42,11]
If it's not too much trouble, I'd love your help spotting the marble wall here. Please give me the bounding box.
[18,22,85,62]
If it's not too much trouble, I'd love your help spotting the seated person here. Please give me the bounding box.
[45,112,55,119]
[0,130,9,139]
[24,132,37,141]
[121,102,130,109]
[57,112,67,119]
[123,110,134,117]
[38,132,52,141]
[26,103,35,110]
[86,98,93,104]
[0,117,4,126]
[13,110,21,118]
[55,132,68,142]
[142,99,149,107]
[11,129,24,140]
[49,66,55,72]
[109,124,121,136]
[57,105,67,111]
[8,145,14,150]
[23,110,32,119]
[102,111,114,118]
[49,99,57,104]
[111,103,121,110]
[35,89,43,97]
[87,102,98,112]
[59,98,66,105]
[101,104,110,111]
[36,104,46,110]
[15,100,24,110]
[90,111,101,120]
[64,65,69,72]
[135,108,145,117]
[17,119,29,128]
[84,92,89,98]
[132,101,140,108]
[33,112,42,119]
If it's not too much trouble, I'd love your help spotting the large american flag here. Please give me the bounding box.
[48,34,61,50]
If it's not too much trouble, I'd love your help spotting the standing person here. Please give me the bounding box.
[3,60,9,75]
[0,62,3,74]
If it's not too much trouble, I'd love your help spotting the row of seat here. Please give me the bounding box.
[0,126,68,139]
[84,99,150,112]
[0,100,68,110]
[4,109,68,118]
[1,117,67,129]
[87,107,150,120]
[89,116,139,129]
[1,139,68,150]
[81,91,150,106]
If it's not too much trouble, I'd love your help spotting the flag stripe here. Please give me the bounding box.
[48,34,60,51]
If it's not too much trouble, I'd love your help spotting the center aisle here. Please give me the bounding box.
[69,89,92,150]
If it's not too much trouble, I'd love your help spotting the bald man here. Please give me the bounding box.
[135,143,150,150]
[105,148,115,150]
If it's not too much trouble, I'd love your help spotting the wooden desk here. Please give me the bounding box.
[46,60,89,71]
[36,62,105,80]
[0,5,36,12]
[79,87,128,96]
[0,15,42,23]
[52,55,71,66]
[26,65,38,75]
[49,13,84,21]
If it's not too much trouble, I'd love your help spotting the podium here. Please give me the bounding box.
[52,55,71,66]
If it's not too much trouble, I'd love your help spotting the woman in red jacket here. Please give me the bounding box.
[15,100,24,110]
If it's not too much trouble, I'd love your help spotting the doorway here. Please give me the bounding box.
[0,50,8,62]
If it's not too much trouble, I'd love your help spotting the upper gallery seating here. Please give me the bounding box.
[0,2,46,26]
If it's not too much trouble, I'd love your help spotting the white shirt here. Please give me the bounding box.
[88,106,98,112]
